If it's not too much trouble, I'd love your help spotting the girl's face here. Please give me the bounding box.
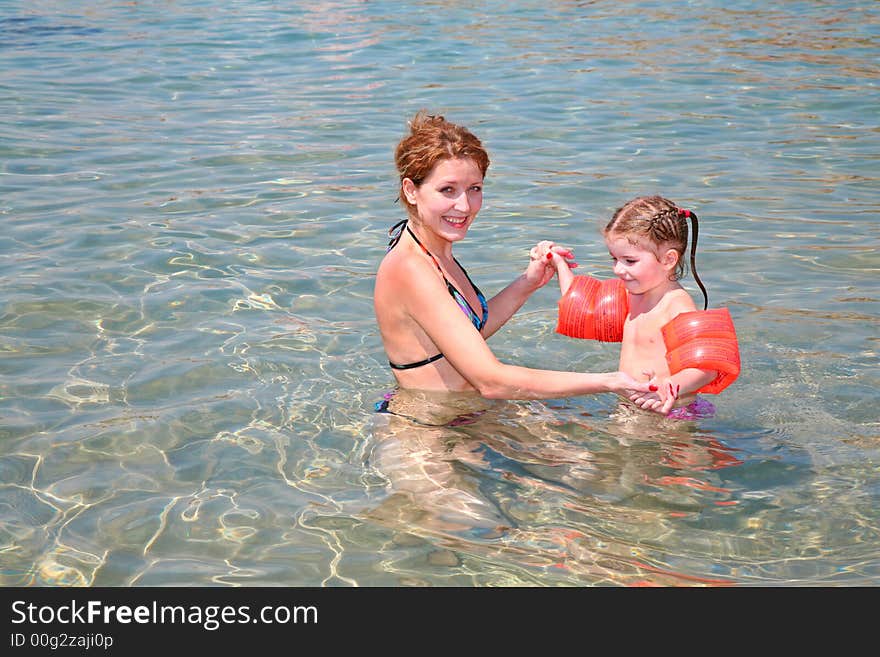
[606,233,676,296]
[403,157,483,243]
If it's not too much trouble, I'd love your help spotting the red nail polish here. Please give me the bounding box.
[649,385,658,392]
[546,252,553,260]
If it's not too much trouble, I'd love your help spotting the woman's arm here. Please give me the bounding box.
[398,256,657,403]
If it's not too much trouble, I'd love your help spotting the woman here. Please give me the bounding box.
[374,111,674,411]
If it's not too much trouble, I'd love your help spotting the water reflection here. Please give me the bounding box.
[2,0,878,587]
[367,390,509,536]
[362,388,747,585]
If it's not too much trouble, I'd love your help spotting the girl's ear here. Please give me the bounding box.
[662,248,680,272]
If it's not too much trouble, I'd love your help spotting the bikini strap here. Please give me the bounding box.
[405,225,488,328]
[389,352,445,370]
[405,225,443,273]
[387,219,408,251]
[384,222,487,371]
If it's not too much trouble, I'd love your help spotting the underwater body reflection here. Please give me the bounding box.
[363,388,746,586]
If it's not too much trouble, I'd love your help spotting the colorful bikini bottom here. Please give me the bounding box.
[666,396,716,421]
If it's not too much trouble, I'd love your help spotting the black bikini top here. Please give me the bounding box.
[386,220,488,370]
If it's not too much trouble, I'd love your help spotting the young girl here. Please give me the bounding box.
[545,195,740,419]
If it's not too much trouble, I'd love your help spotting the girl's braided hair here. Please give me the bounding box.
[604,195,708,309]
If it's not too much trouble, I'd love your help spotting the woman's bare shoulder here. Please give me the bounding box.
[376,247,441,298]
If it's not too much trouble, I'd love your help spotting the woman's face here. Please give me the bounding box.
[404,157,483,243]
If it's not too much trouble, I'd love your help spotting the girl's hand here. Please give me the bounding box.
[525,241,577,289]
[529,240,576,263]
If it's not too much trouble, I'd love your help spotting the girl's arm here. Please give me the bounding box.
[627,296,720,412]
[670,368,718,396]
[551,250,575,296]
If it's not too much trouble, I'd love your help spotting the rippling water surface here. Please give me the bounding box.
[1,0,878,587]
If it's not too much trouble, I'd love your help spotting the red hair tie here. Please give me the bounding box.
[678,208,691,218]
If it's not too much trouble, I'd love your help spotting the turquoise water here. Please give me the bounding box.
[1,0,878,586]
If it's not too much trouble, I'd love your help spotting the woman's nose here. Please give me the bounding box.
[454,191,470,211]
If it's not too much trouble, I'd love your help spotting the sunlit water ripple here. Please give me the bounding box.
[0,0,878,587]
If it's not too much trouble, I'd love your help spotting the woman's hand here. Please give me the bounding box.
[627,373,680,415]
[610,371,652,396]
[525,240,577,290]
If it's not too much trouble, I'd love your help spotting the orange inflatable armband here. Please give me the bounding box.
[556,275,629,342]
[662,308,741,394]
